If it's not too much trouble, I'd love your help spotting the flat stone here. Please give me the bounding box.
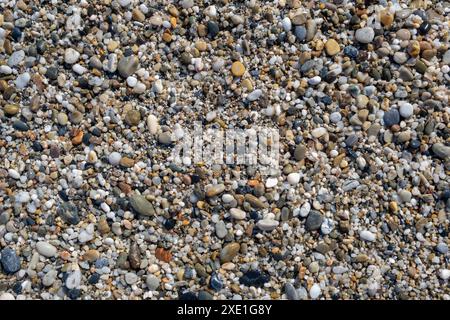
[230,208,246,220]
[146,275,160,290]
[129,194,156,216]
[220,243,240,263]
[360,230,376,242]
[1,248,20,274]
[256,219,279,231]
[383,109,400,127]
[432,143,450,159]
[36,241,57,258]
[294,144,307,161]
[215,221,227,239]
[305,211,323,231]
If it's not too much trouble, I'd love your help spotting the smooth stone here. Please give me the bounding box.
[231,61,245,77]
[432,143,450,159]
[230,208,246,220]
[108,152,122,166]
[13,120,29,131]
[220,243,240,263]
[443,50,450,65]
[15,72,30,89]
[439,269,450,280]
[325,39,340,56]
[256,219,279,231]
[399,103,414,118]
[146,275,160,290]
[309,284,321,299]
[0,293,15,300]
[65,270,81,289]
[158,132,172,145]
[125,272,138,285]
[360,230,376,242]
[129,194,156,216]
[294,144,307,161]
[4,104,19,116]
[287,172,300,185]
[265,177,278,188]
[1,248,20,274]
[355,27,374,43]
[294,26,306,42]
[383,109,400,126]
[329,112,342,123]
[436,243,448,254]
[42,269,58,287]
[206,184,225,197]
[117,55,139,78]
[398,66,414,81]
[36,241,57,257]
[64,48,80,64]
[247,89,262,101]
[285,283,299,300]
[8,50,25,66]
[398,190,412,203]
[305,211,323,231]
[300,202,311,217]
[215,221,227,239]
[282,17,292,32]
[147,115,159,135]
[198,291,214,300]
[311,127,327,138]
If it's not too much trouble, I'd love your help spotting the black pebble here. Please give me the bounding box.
[163,218,176,230]
[11,27,22,41]
[207,21,219,39]
[88,273,100,284]
[67,289,81,300]
[418,22,431,35]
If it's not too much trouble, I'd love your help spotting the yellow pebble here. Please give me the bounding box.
[325,39,340,56]
[231,61,245,77]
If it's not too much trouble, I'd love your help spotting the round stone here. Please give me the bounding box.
[399,103,414,118]
[325,39,340,56]
[231,61,245,77]
[64,48,80,64]
[230,208,246,220]
[108,152,122,166]
[355,27,375,43]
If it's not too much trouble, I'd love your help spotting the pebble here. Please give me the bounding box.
[360,230,376,242]
[129,194,156,216]
[355,27,375,43]
[1,248,20,274]
[220,243,240,263]
[231,61,245,77]
[118,55,139,78]
[383,109,400,127]
[146,275,160,291]
[36,242,57,258]
[64,48,80,64]
[230,208,246,220]
[108,152,122,166]
[305,211,323,231]
[309,284,321,299]
[399,103,414,118]
[256,219,279,231]
[287,172,300,185]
